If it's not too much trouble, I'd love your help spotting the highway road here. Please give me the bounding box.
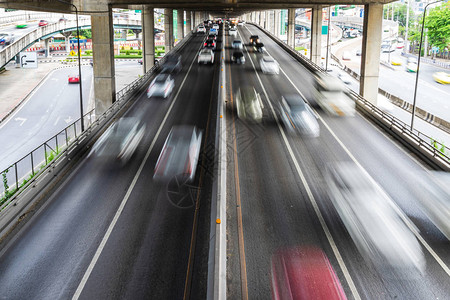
[0,23,449,300]
[0,33,217,299]
[224,24,450,299]
[0,60,143,173]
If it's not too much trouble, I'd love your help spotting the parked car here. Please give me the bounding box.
[231,50,245,64]
[147,73,175,98]
[0,32,15,46]
[88,117,145,163]
[260,56,279,74]
[154,125,203,182]
[235,86,263,123]
[231,39,243,50]
[198,49,214,64]
[38,20,48,27]
[68,75,80,84]
[279,94,319,137]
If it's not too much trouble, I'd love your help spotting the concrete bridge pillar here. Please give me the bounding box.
[177,9,184,40]
[360,3,383,105]
[287,8,295,48]
[274,10,280,37]
[142,6,155,72]
[44,38,51,58]
[61,31,71,53]
[265,11,269,29]
[121,29,127,40]
[164,9,174,52]
[91,8,116,116]
[186,10,192,33]
[310,6,323,65]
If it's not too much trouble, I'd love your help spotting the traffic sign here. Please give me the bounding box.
[19,52,37,69]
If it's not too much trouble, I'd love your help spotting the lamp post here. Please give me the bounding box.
[325,5,331,71]
[410,0,443,131]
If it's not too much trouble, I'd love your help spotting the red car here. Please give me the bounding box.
[271,246,347,300]
[68,75,80,84]
[38,20,48,27]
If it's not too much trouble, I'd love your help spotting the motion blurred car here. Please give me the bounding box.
[391,57,402,66]
[38,20,49,27]
[147,73,175,98]
[341,51,351,60]
[355,49,362,56]
[249,35,259,46]
[89,117,145,163]
[68,75,80,84]
[432,72,450,84]
[231,50,245,64]
[253,42,265,53]
[260,56,279,75]
[204,39,216,50]
[16,24,27,29]
[325,162,425,273]
[313,73,355,117]
[229,27,237,37]
[405,61,417,72]
[154,125,203,182]
[0,32,14,46]
[59,17,68,22]
[271,246,347,300]
[414,171,450,239]
[197,25,206,33]
[238,20,244,26]
[235,86,263,123]
[337,72,352,84]
[138,59,143,65]
[161,54,182,74]
[198,49,214,64]
[279,95,319,137]
[231,39,243,50]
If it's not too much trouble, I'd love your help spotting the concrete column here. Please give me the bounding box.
[270,11,275,34]
[287,8,295,48]
[44,38,51,57]
[274,10,280,37]
[310,6,323,65]
[91,9,116,116]
[177,9,184,40]
[265,11,269,29]
[142,6,155,72]
[360,3,383,105]
[164,9,173,52]
[186,10,191,33]
[121,29,127,40]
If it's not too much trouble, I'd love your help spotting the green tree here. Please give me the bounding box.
[425,3,450,51]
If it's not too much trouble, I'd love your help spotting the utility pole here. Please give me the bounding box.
[405,0,410,53]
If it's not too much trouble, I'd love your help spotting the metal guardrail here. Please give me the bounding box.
[0,30,193,211]
[250,22,450,170]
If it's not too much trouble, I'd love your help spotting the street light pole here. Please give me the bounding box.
[74,5,84,132]
[325,5,331,71]
[410,0,443,131]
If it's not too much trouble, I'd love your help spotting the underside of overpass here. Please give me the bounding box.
[0,0,394,116]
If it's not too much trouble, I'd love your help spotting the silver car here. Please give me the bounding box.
[147,73,175,99]
[260,56,279,75]
[154,126,203,182]
[198,49,214,64]
[279,95,319,137]
[89,117,145,163]
[235,87,264,123]
[232,39,243,50]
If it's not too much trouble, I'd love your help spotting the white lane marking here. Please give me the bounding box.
[0,69,56,130]
[248,24,450,277]
[53,116,60,126]
[14,117,27,126]
[71,43,205,300]
[237,27,362,300]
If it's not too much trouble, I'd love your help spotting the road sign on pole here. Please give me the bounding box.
[19,52,37,68]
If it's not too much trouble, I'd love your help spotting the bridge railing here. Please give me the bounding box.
[249,22,450,171]
[0,30,193,214]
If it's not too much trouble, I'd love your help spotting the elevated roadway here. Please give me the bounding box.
[0,24,449,300]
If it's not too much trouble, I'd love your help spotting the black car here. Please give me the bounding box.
[249,35,260,46]
[207,33,217,41]
[204,39,216,50]
[231,51,245,64]
[254,42,265,53]
[161,54,182,74]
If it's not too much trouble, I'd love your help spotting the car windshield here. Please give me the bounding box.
[155,75,168,83]
[233,51,243,58]
[263,57,274,63]
[200,50,211,55]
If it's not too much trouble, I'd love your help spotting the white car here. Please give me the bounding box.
[231,39,243,50]
[337,72,352,84]
[260,56,279,75]
[147,73,175,98]
[235,87,263,123]
[198,49,214,64]
[212,24,219,30]
[154,126,203,182]
[197,25,206,33]
[314,73,355,117]
[229,27,237,37]
[279,95,319,137]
